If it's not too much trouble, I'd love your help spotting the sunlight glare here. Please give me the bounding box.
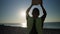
[21,23,27,28]
[18,10,27,28]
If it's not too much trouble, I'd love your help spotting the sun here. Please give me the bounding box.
[20,11,26,17]
[18,10,26,18]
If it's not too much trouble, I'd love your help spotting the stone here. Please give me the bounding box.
[32,0,42,5]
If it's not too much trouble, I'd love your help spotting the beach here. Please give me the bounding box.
[0,26,60,34]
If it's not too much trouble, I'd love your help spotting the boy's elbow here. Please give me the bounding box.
[46,13,47,15]
[44,13,47,16]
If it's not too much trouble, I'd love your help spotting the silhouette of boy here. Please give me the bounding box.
[26,3,47,34]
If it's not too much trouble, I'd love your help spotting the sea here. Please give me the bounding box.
[0,22,60,29]
[43,22,60,29]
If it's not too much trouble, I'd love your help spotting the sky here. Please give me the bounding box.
[0,0,60,24]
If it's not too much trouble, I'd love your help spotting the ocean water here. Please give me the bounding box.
[43,22,60,29]
[0,22,60,29]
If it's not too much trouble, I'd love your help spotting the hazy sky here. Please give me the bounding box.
[0,0,60,24]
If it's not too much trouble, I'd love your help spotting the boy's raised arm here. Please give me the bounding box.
[26,5,33,19]
[41,5,47,22]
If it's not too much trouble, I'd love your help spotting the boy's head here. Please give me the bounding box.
[32,8,40,18]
